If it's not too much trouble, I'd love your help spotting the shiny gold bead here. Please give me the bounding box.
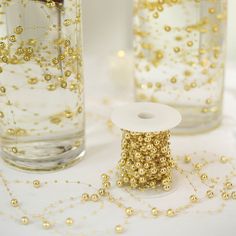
[116,180,123,187]
[123,177,129,183]
[47,84,56,91]
[9,35,16,42]
[65,217,74,226]
[138,168,146,175]
[28,78,38,85]
[0,111,4,118]
[170,77,177,84]
[208,8,215,14]
[166,209,175,217]
[12,147,18,153]
[42,220,51,229]
[65,70,72,77]
[81,193,90,201]
[15,26,24,34]
[98,188,106,196]
[33,180,41,188]
[101,173,110,181]
[220,156,228,163]
[44,74,52,81]
[187,41,193,47]
[103,181,111,189]
[200,174,208,181]
[60,81,67,89]
[0,86,6,93]
[11,199,19,207]
[225,182,233,190]
[65,111,73,118]
[64,40,71,47]
[125,207,134,216]
[221,192,230,200]
[206,190,214,199]
[91,194,99,202]
[164,26,171,32]
[232,191,236,200]
[21,216,29,225]
[52,58,59,65]
[151,208,159,217]
[0,42,5,49]
[201,174,208,181]
[190,195,198,203]
[174,47,181,53]
[153,12,159,19]
[115,225,124,234]
[163,185,171,192]
[184,155,191,163]
[64,19,72,26]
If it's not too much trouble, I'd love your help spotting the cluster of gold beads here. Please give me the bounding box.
[117,130,174,190]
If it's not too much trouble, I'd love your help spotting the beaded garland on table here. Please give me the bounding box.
[0,131,236,236]
[0,100,236,235]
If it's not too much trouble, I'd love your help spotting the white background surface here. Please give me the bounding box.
[0,1,236,236]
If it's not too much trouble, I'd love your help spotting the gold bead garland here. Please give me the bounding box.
[117,129,174,190]
[0,151,236,236]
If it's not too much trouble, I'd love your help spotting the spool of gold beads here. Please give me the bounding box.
[111,103,181,191]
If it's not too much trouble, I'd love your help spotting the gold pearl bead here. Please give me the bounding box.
[33,180,41,188]
[167,209,175,217]
[194,163,202,170]
[11,199,19,207]
[163,185,171,192]
[151,208,159,217]
[116,180,123,187]
[91,194,99,202]
[232,191,236,200]
[115,225,124,234]
[200,173,208,181]
[206,190,214,199]
[221,192,230,200]
[225,182,233,190]
[184,155,191,163]
[164,26,171,32]
[65,217,74,226]
[125,207,134,216]
[42,221,51,229]
[81,193,90,201]
[190,195,198,203]
[220,156,228,163]
[98,188,106,196]
[101,173,110,181]
[44,74,52,81]
[103,181,111,189]
[21,216,29,225]
[12,147,18,153]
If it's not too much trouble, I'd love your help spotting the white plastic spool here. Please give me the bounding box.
[111,102,182,198]
[111,102,182,133]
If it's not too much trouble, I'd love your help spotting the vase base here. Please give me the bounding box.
[172,105,222,135]
[1,146,85,172]
[0,131,85,172]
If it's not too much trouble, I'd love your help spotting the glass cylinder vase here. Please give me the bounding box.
[0,0,85,171]
[133,0,227,134]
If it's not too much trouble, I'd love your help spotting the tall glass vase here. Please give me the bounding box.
[0,0,85,171]
[133,0,227,134]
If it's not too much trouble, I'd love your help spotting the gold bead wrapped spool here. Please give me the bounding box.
[111,103,182,191]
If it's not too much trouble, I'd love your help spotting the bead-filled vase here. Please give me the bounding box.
[0,0,85,171]
[133,0,227,134]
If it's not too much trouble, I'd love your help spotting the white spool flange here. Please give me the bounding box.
[111,102,182,132]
